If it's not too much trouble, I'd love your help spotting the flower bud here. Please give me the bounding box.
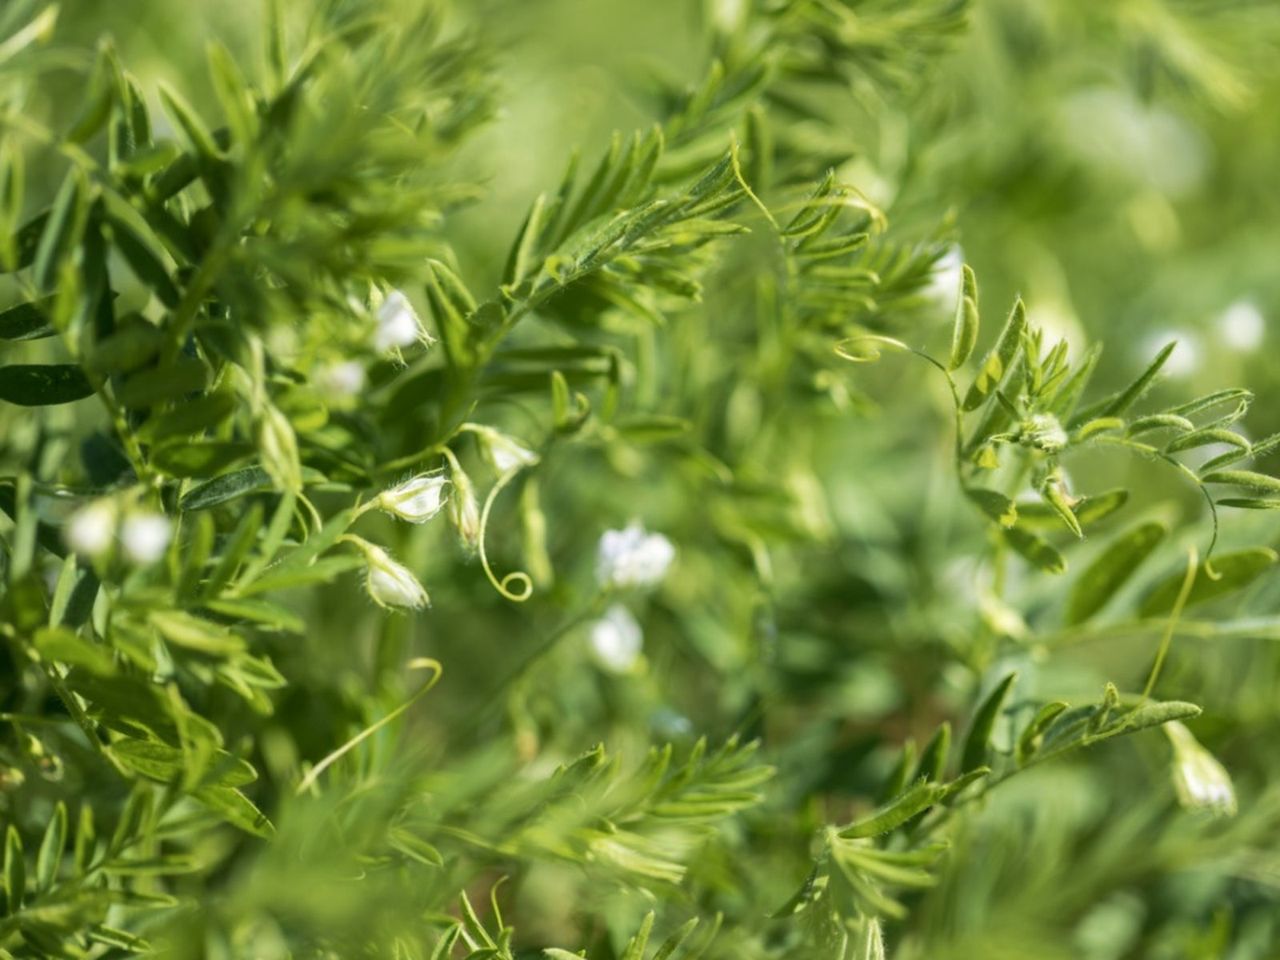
[120,511,172,565]
[373,289,432,352]
[315,360,366,399]
[357,540,429,610]
[447,459,482,551]
[1019,413,1068,453]
[65,499,118,559]
[596,521,675,589]
[589,604,643,673]
[375,472,450,524]
[1165,721,1236,817]
[473,425,539,475]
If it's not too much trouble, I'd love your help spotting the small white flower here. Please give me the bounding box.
[474,426,539,475]
[373,290,430,352]
[375,472,450,524]
[590,604,643,673]
[316,360,366,398]
[596,522,675,589]
[1217,299,1265,352]
[361,542,429,610]
[120,512,172,565]
[1165,721,1236,817]
[65,500,117,558]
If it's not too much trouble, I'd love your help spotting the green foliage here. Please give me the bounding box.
[3,0,1280,957]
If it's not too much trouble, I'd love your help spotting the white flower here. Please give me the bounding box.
[375,472,450,523]
[373,290,430,352]
[474,426,539,475]
[1217,299,1265,352]
[361,542,429,610]
[596,522,675,589]
[316,360,366,398]
[1165,721,1236,817]
[65,500,117,558]
[589,604,644,673]
[120,512,172,565]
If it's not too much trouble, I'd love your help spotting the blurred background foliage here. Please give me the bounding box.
[3,0,1280,957]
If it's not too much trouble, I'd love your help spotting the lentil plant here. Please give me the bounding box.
[2,1,1280,957]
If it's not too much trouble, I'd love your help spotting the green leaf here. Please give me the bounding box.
[109,739,256,788]
[34,626,117,675]
[136,389,238,442]
[0,364,94,405]
[1003,527,1066,574]
[149,610,246,656]
[191,785,274,839]
[1013,488,1130,531]
[1217,498,1280,510]
[1169,388,1253,419]
[1065,521,1167,625]
[1094,341,1176,421]
[151,440,254,478]
[180,466,272,511]
[157,82,222,160]
[35,803,67,893]
[102,190,181,307]
[838,780,943,838]
[73,805,96,877]
[1201,470,1280,496]
[1127,414,1195,436]
[83,315,165,374]
[1115,699,1201,734]
[238,554,364,596]
[202,597,304,634]
[1015,701,1069,765]
[388,828,444,868]
[33,170,87,292]
[207,41,259,146]
[1165,428,1249,455]
[961,672,1016,772]
[947,265,979,371]
[964,487,1017,527]
[615,415,691,443]
[3,825,24,915]
[117,357,210,408]
[914,722,950,783]
[0,296,55,340]
[1048,343,1101,421]
[1139,548,1278,617]
[962,297,1025,411]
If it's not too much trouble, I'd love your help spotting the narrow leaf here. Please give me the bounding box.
[1139,548,1278,617]
[962,297,1025,411]
[0,364,94,405]
[961,672,1017,772]
[838,780,943,838]
[1065,521,1167,625]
